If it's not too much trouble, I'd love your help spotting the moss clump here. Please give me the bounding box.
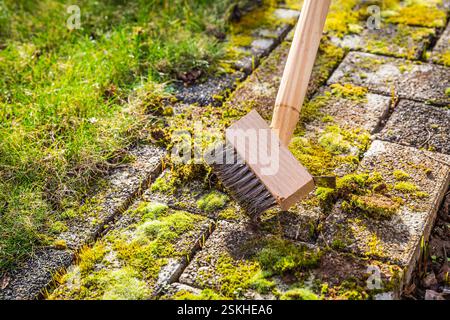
[343,194,400,220]
[336,173,370,195]
[170,289,227,300]
[289,125,368,176]
[217,207,240,220]
[318,130,351,154]
[133,202,168,220]
[280,288,320,300]
[197,191,229,213]
[445,87,450,97]
[50,221,68,234]
[215,253,260,298]
[330,83,368,100]
[102,267,150,300]
[136,211,204,243]
[78,244,107,275]
[393,181,419,193]
[315,187,336,206]
[393,170,410,181]
[249,271,276,294]
[257,238,321,275]
[385,4,446,28]
[325,0,361,37]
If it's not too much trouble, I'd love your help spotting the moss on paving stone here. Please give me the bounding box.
[328,51,450,105]
[176,221,402,300]
[48,200,211,300]
[379,100,450,154]
[320,141,450,280]
[430,32,450,66]
[331,23,435,60]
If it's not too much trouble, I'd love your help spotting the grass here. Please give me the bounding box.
[0,0,244,271]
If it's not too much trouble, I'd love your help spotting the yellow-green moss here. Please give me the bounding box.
[215,253,260,298]
[197,191,229,213]
[78,243,107,275]
[393,181,419,193]
[249,270,276,294]
[330,83,368,100]
[257,238,321,275]
[101,267,150,300]
[393,170,410,181]
[170,289,227,300]
[343,194,400,220]
[385,4,446,28]
[280,288,319,300]
[318,130,351,154]
[133,202,169,220]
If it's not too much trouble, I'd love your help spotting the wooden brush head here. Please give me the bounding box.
[226,110,315,210]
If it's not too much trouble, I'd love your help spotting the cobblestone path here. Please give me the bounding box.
[1,0,449,300]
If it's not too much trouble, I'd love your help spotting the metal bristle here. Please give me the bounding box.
[209,143,277,218]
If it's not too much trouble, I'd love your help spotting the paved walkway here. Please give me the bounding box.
[1,0,449,300]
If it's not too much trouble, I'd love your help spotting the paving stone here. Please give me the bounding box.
[178,221,280,298]
[0,248,74,300]
[57,144,165,249]
[261,199,320,243]
[253,24,291,39]
[429,22,450,66]
[173,72,245,106]
[379,100,450,154]
[179,221,401,300]
[330,24,435,60]
[328,52,450,106]
[320,140,450,286]
[304,86,391,134]
[273,8,300,20]
[250,38,278,57]
[49,199,214,299]
[142,170,247,221]
[226,40,346,120]
[159,283,202,300]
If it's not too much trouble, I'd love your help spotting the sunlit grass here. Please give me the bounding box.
[0,0,238,270]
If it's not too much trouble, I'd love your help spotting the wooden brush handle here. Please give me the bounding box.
[271,0,331,146]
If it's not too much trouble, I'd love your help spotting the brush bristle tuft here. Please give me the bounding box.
[209,143,277,217]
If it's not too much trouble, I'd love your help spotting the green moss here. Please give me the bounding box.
[197,191,229,213]
[336,279,368,300]
[325,0,361,37]
[249,271,276,294]
[315,187,336,207]
[445,87,450,97]
[331,239,347,250]
[49,221,68,234]
[385,4,446,28]
[215,253,260,298]
[343,194,400,220]
[53,239,68,249]
[393,181,419,193]
[170,289,227,300]
[150,175,174,193]
[318,130,351,154]
[393,170,411,181]
[289,126,365,176]
[217,207,240,220]
[136,211,204,243]
[257,238,321,275]
[133,202,169,220]
[336,173,370,195]
[280,288,320,300]
[330,83,368,100]
[102,267,150,300]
